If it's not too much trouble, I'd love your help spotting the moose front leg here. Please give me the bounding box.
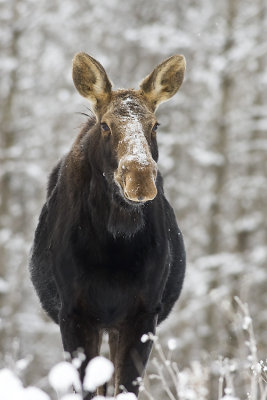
[109,329,119,395]
[59,308,101,399]
[116,313,157,396]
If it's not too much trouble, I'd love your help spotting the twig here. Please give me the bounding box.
[152,358,177,400]
[154,339,180,399]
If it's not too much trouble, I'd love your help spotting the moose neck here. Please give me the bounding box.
[88,168,146,240]
[108,187,146,239]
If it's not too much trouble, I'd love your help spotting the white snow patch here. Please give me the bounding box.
[242,316,252,330]
[0,369,23,400]
[167,338,177,351]
[83,356,114,392]
[0,277,9,294]
[189,148,224,166]
[91,392,137,400]
[141,333,157,343]
[0,228,12,245]
[0,369,50,400]
[16,356,33,371]
[141,334,149,343]
[116,393,137,400]
[21,387,50,400]
[235,214,261,232]
[119,97,150,167]
[61,394,83,400]
[48,361,81,393]
[72,352,86,369]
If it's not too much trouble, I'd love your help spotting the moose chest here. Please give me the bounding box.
[67,230,168,327]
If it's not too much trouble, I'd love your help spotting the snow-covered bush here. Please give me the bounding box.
[0,298,266,400]
[0,368,50,400]
[83,356,114,393]
[0,356,134,400]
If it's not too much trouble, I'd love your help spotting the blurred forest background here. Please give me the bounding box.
[0,0,266,399]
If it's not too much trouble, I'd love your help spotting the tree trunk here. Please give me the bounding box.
[208,0,237,254]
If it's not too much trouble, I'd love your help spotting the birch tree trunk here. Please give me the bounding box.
[208,0,237,254]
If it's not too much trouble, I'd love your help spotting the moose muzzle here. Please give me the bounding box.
[115,158,157,203]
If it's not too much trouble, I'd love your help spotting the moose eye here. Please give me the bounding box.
[152,122,160,133]
[101,122,110,132]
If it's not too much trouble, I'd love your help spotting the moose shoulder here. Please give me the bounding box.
[30,53,186,399]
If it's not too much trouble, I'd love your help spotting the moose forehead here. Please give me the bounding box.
[102,91,156,166]
[102,91,155,126]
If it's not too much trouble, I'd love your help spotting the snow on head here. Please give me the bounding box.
[83,356,114,392]
[119,97,151,167]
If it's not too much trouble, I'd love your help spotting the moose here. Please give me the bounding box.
[30,53,186,398]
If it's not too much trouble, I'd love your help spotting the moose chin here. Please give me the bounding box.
[30,52,186,399]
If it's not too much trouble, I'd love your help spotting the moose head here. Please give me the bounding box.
[72,53,186,205]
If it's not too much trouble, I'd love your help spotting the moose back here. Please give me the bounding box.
[30,53,186,398]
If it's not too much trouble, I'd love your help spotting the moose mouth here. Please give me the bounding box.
[114,180,147,207]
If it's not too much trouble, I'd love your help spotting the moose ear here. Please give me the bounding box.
[72,52,112,114]
[139,55,186,111]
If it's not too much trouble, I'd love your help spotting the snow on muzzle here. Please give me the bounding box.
[114,157,158,203]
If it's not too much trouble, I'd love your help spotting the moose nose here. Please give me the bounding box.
[123,172,157,203]
[114,158,158,203]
